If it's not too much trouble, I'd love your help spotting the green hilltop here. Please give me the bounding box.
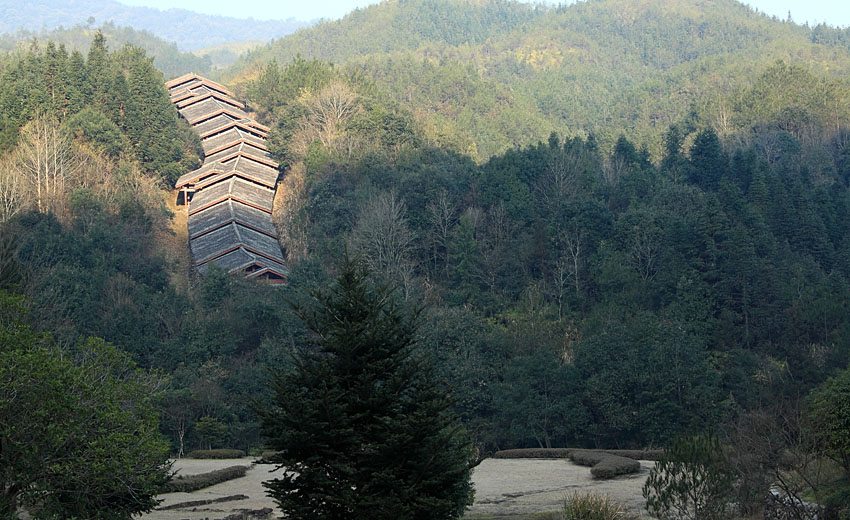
[224,0,850,159]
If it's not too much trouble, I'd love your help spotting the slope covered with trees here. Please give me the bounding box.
[2,2,850,517]
[236,50,850,454]
[227,0,850,159]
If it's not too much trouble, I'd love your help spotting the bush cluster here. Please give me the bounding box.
[184,449,246,459]
[493,448,574,458]
[570,450,641,479]
[492,448,661,461]
[163,465,248,493]
[599,449,664,461]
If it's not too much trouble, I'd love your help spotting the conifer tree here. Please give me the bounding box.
[258,257,475,520]
[86,31,110,107]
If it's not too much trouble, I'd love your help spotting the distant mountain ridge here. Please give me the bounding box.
[0,22,213,79]
[0,0,309,51]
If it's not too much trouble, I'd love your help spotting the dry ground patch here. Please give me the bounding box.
[139,457,654,519]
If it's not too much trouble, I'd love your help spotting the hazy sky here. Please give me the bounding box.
[115,0,850,27]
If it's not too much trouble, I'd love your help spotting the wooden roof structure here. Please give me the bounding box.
[168,74,287,284]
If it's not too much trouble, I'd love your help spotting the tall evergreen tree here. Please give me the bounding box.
[689,128,727,191]
[258,257,475,520]
[86,31,110,107]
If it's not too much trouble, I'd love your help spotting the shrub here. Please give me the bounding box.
[570,450,606,466]
[255,450,283,464]
[491,448,663,460]
[560,492,638,520]
[493,448,574,459]
[643,434,734,520]
[600,449,664,461]
[163,465,248,493]
[589,456,641,479]
[185,449,246,459]
[569,450,641,479]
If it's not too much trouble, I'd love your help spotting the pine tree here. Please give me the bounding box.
[258,257,475,520]
[86,31,110,107]
[689,128,727,191]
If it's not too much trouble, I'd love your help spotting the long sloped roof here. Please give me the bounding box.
[205,142,274,165]
[175,157,279,191]
[168,74,287,283]
[202,127,267,154]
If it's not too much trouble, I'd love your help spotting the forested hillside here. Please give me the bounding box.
[0,22,212,78]
[0,0,308,51]
[2,1,850,517]
[227,0,850,160]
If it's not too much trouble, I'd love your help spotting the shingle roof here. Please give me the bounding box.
[188,199,278,239]
[167,74,232,97]
[199,119,268,140]
[205,144,277,167]
[169,74,287,282]
[201,127,267,154]
[181,100,249,126]
[176,158,279,191]
[176,91,245,111]
[189,176,275,215]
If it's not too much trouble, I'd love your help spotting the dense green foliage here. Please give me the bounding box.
[806,367,850,514]
[0,293,170,519]
[258,258,475,520]
[0,33,197,181]
[238,49,850,450]
[228,0,850,160]
[3,4,850,517]
[3,17,850,462]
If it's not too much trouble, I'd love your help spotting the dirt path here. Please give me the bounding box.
[139,457,653,519]
[161,189,191,294]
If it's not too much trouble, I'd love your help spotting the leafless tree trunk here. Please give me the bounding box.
[350,190,416,299]
[480,204,512,295]
[14,115,78,216]
[551,255,571,319]
[713,99,733,137]
[536,146,582,214]
[629,225,661,282]
[602,156,626,189]
[304,80,360,153]
[426,190,455,278]
[0,157,27,222]
[560,227,584,298]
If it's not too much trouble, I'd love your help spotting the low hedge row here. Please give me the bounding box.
[185,449,246,459]
[569,450,607,467]
[491,448,662,461]
[598,449,664,461]
[492,448,574,459]
[163,465,248,493]
[570,450,640,479]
